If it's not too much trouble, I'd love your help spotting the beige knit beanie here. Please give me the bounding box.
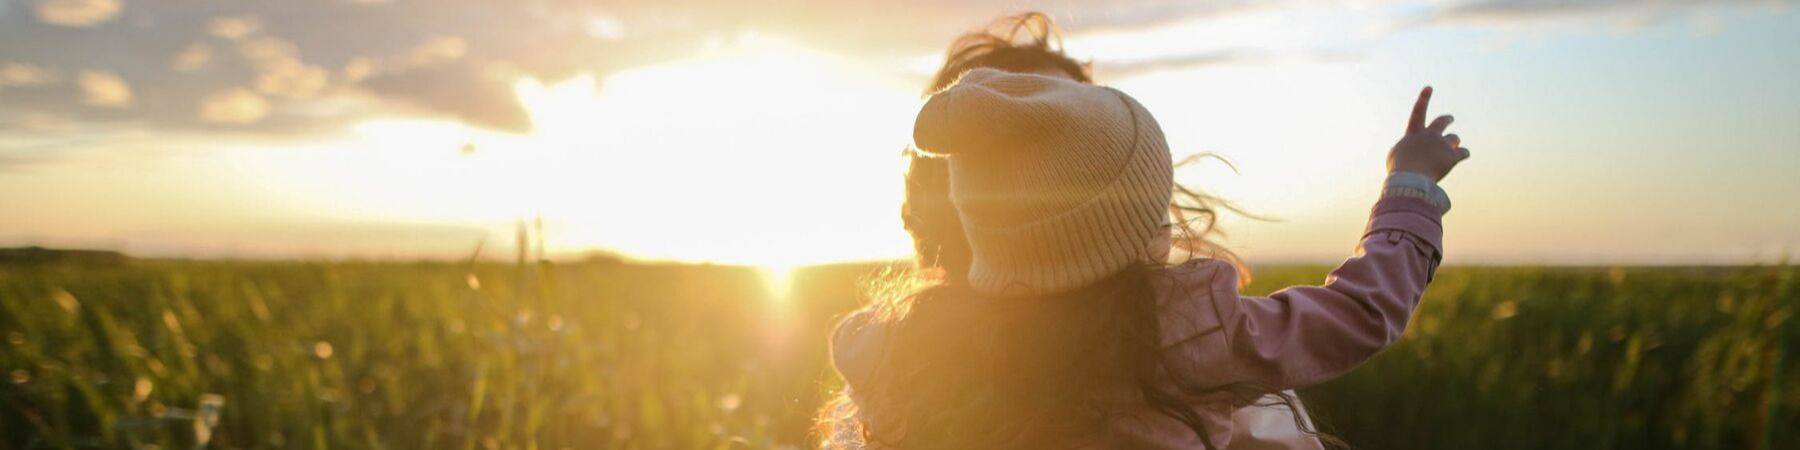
[912,68,1174,297]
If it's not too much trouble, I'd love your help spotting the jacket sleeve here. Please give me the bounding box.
[1180,195,1445,392]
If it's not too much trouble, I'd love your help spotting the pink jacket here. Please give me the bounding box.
[831,195,1445,449]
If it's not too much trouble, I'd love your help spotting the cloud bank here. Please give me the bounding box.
[0,0,1784,137]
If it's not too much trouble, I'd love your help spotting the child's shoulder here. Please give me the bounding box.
[828,306,890,388]
[1156,258,1240,294]
[1152,258,1244,349]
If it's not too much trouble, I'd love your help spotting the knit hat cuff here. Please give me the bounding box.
[963,140,1173,297]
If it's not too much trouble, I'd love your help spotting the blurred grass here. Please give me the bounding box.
[0,261,1794,449]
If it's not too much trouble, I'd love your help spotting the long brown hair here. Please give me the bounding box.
[818,12,1311,450]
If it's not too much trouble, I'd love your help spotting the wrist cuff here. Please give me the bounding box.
[1384,172,1451,213]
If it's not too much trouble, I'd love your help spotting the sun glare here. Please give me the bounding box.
[219,26,1388,267]
[511,34,921,267]
[230,33,922,267]
[759,263,799,302]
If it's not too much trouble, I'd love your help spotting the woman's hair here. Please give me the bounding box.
[819,12,1318,450]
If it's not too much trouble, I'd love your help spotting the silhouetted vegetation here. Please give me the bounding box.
[0,261,1794,449]
[0,248,128,267]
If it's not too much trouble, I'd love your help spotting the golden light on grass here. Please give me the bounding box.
[759,263,799,302]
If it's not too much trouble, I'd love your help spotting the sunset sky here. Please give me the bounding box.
[1,0,1796,266]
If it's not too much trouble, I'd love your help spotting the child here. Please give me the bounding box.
[886,12,1331,450]
[818,61,1465,450]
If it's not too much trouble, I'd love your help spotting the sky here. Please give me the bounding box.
[0,0,1796,267]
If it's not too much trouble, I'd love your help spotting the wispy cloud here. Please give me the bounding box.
[197,88,270,124]
[0,0,1281,136]
[34,0,120,28]
[76,70,131,108]
[1433,0,1792,24]
[0,153,50,173]
[1096,49,1365,79]
[1098,50,1265,79]
[0,62,59,87]
[0,0,1783,138]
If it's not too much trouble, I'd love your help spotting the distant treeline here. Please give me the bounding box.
[0,247,129,265]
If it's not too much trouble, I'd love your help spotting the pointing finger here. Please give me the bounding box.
[1445,134,1461,148]
[1426,115,1454,136]
[1408,86,1432,134]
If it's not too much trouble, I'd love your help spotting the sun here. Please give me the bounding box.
[506,33,923,271]
[758,263,800,302]
[262,33,925,269]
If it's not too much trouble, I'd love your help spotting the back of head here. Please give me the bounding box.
[914,68,1175,297]
[903,12,1247,286]
[907,12,1093,280]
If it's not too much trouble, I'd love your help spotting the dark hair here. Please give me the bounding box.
[819,12,1323,450]
[924,12,1092,95]
[834,265,1169,449]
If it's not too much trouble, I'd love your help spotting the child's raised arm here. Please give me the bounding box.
[1160,87,1469,393]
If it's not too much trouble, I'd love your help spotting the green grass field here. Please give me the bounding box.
[1,260,1795,450]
